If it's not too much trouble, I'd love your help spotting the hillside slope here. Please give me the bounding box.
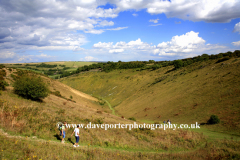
[60,57,240,132]
[1,64,240,159]
[0,67,214,159]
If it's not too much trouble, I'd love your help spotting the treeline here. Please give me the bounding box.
[103,61,146,72]
[58,63,103,78]
[25,64,37,66]
[56,50,240,79]
[57,61,148,78]
[172,50,240,69]
[36,63,57,68]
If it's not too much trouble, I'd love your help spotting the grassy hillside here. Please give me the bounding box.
[0,66,222,159]
[0,61,240,159]
[60,57,240,133]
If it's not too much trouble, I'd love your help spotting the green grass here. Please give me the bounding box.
[186,125,240,141]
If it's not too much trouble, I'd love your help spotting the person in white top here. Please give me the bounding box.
[71,125,80,147]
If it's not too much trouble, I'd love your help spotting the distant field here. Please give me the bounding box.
[2,61,96,78]
[4,61,95,68]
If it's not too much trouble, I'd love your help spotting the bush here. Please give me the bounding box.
[216,57,230,63]
[201,54,209,61]
[128,117,136,121]
[13,75,49,100]
[0,80,8,90]
[0,64,5,69]
[94,118,104,124]
[173,60,183,69]
[52,91,61,97]
[208,115,220,124]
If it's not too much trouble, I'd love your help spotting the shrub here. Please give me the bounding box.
[233,50,240,57]
[99,101,105,105]
[0,80,8,90]
[96,110,102,114]
[208,115,220,124]
[201,54,209,61]
[13,75,49,100]
[52,91,61,97]
[0,70,6,77]
[94,118,104,124]
[128,117,136,121]
[216,57,230,63]
[173,60,183,69]
[0,64,5,69]
[10,74,19,81]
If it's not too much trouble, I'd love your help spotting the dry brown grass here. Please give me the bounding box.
[0,89,206,152]
[0,64,240,159]
[60,57,240,132]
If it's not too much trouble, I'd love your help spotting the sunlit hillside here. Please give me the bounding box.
[60,57,240,133]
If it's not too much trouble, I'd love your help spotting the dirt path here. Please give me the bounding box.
[0,128,206,154]
[55,81,98,102]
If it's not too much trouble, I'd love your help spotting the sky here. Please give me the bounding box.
[0,0,240,63]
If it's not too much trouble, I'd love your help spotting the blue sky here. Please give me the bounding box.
[0,0,240,63]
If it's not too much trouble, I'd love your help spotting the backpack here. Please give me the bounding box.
[59,124,62,131]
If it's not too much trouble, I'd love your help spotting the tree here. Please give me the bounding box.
[13,75,49,100]
[173,60,183,69]
[0,80,8,90]
[149,60,155,63]
[201,54,209,61]
[208,115,220,124]
[0,69,8,90]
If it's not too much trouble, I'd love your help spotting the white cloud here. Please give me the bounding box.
[36,53,54,58]
[84,26,128,34]
[98,20,114,27]
[84,56,98,61]
[132,13,138,17]
[91,31,228,60]
[105,27,128,31]
[114,0,240,22]
[233,22,240,33]
[0,51,16,59]
[93,42,113,48]
[84,29,104,34]
[156,31,206,55]
[128,38,143,46]
[232,41,240,46]
[149,24,162,26]
[109,49,124,53]
[93,38,155,52]
[0,0,239,62]
[0,0,120,51]
[0,50,56,63]
[149,19,159,23]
